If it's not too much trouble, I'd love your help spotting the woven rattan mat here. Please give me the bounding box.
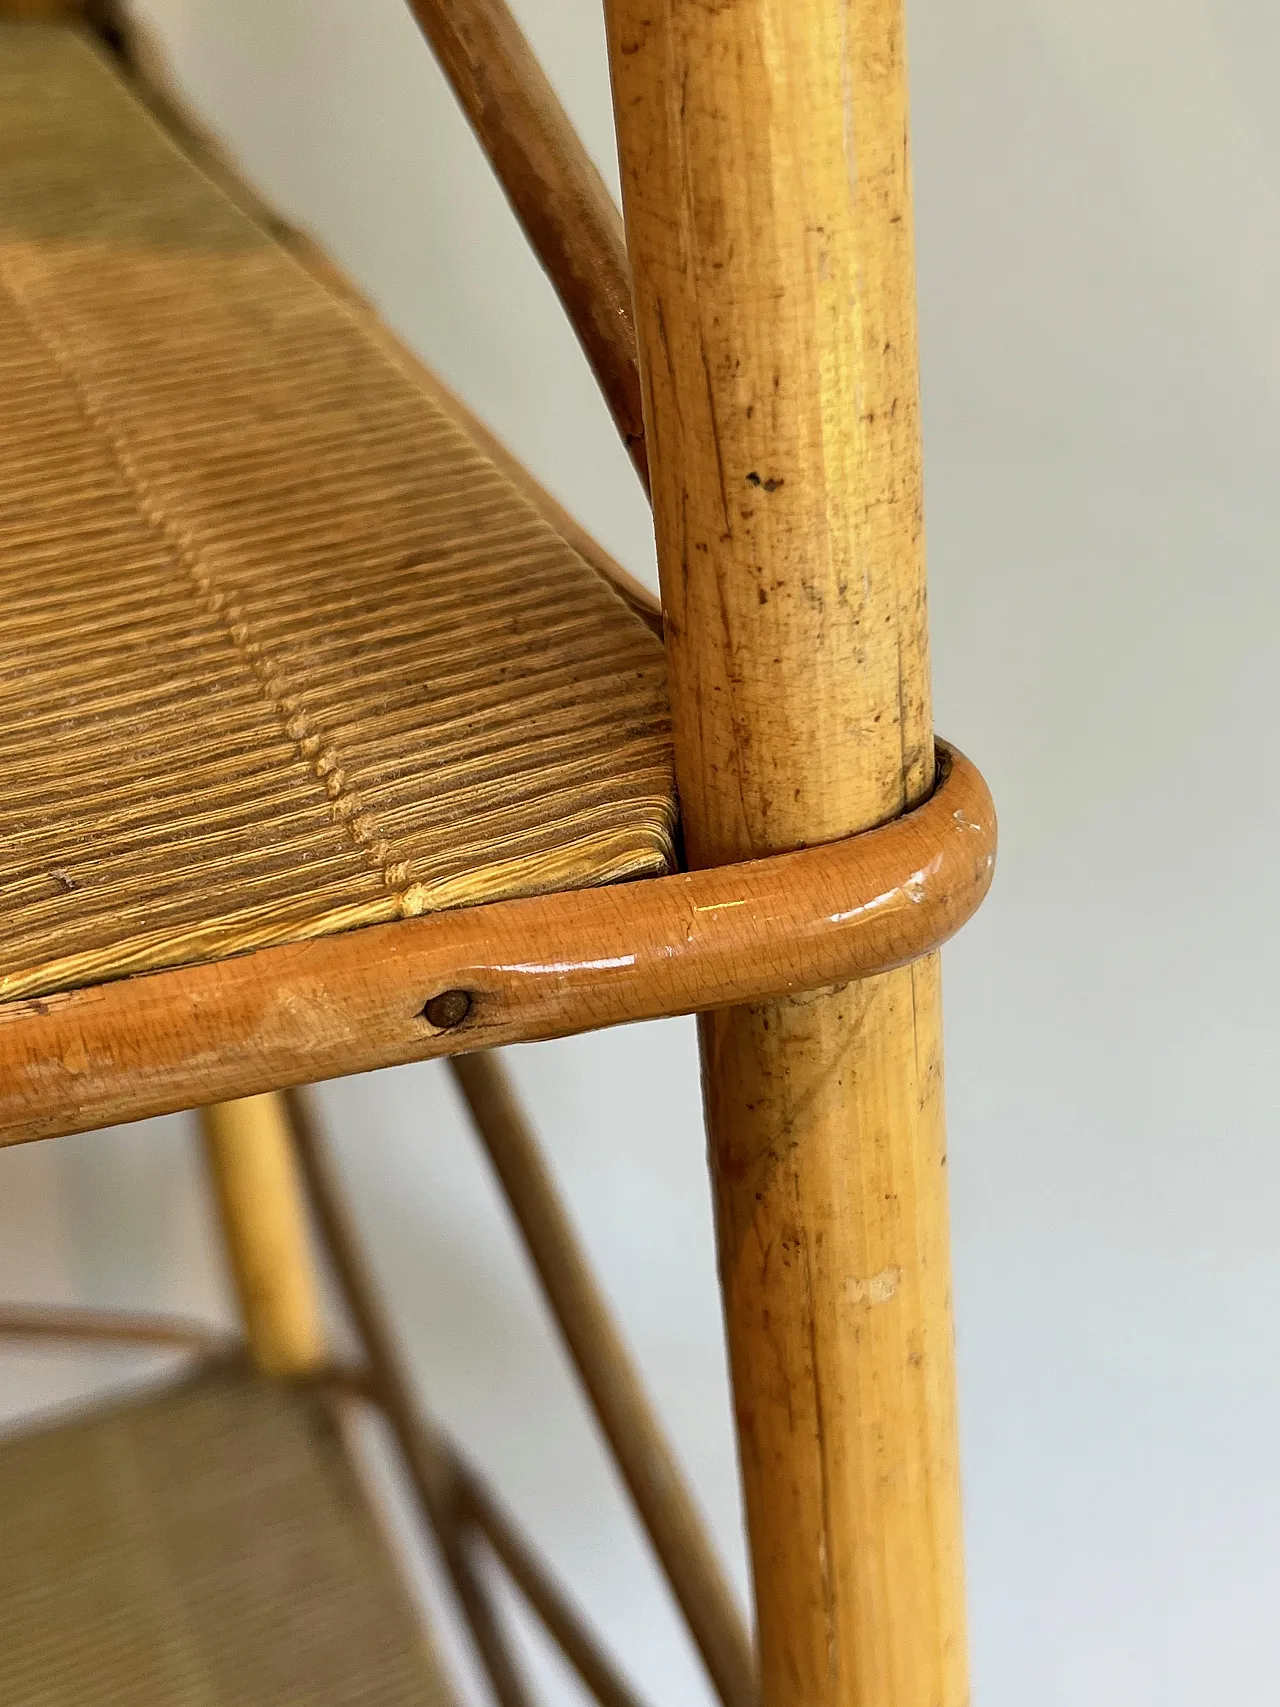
[0,24,675,1003]
[0,1362,452,1706]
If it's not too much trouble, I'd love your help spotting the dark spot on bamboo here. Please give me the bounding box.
[422,989,472,1030]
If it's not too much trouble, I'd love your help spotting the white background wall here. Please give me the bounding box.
[3,2,1278,1703]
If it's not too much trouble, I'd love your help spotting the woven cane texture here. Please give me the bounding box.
[0,25,675,1004]
[0,1364,450,1706]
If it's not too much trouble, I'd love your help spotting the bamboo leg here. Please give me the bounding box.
[605,4,968,1705]
[199,1095,327,1377]
[450,1052,755,1707]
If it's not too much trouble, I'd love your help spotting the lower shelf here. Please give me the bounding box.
[0,1361,450,1707]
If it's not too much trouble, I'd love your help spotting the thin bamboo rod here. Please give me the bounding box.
[285,1089,535,1707]
[456,1453,649,1707]
[0,1303,232,1356]
[309,1379,467,1707]
[402,0,646,486]
[451,1454,651,1707]
[400,1429,653,1707]
[315,1352,653,1707]
[606,3,970,1704]
[200,1094,328,1377]
[450,1052,756,1707]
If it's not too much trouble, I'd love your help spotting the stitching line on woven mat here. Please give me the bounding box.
[0,258,420,915]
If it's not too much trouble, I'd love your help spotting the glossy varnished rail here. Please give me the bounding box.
[0,745,992,1145]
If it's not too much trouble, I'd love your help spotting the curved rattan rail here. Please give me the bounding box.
[0,742,994,1146]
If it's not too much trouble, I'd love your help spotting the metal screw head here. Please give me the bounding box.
[422,989,472,1030]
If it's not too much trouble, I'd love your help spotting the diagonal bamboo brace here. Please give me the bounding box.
[450,1051,756,1707]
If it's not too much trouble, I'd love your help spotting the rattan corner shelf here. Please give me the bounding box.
[0,7,997,1707]
[0,22,995,1147]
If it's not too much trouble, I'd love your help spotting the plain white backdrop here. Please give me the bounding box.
[2,3,1278,1702]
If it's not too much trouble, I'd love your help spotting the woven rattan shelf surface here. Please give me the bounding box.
[0,24,675,1004]
[0,1362,450,1706]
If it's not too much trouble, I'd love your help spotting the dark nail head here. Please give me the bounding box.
[422,989,472,1030]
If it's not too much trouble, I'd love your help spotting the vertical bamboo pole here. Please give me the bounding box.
[200,1094,327,1376]
[605,6,967,1706]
